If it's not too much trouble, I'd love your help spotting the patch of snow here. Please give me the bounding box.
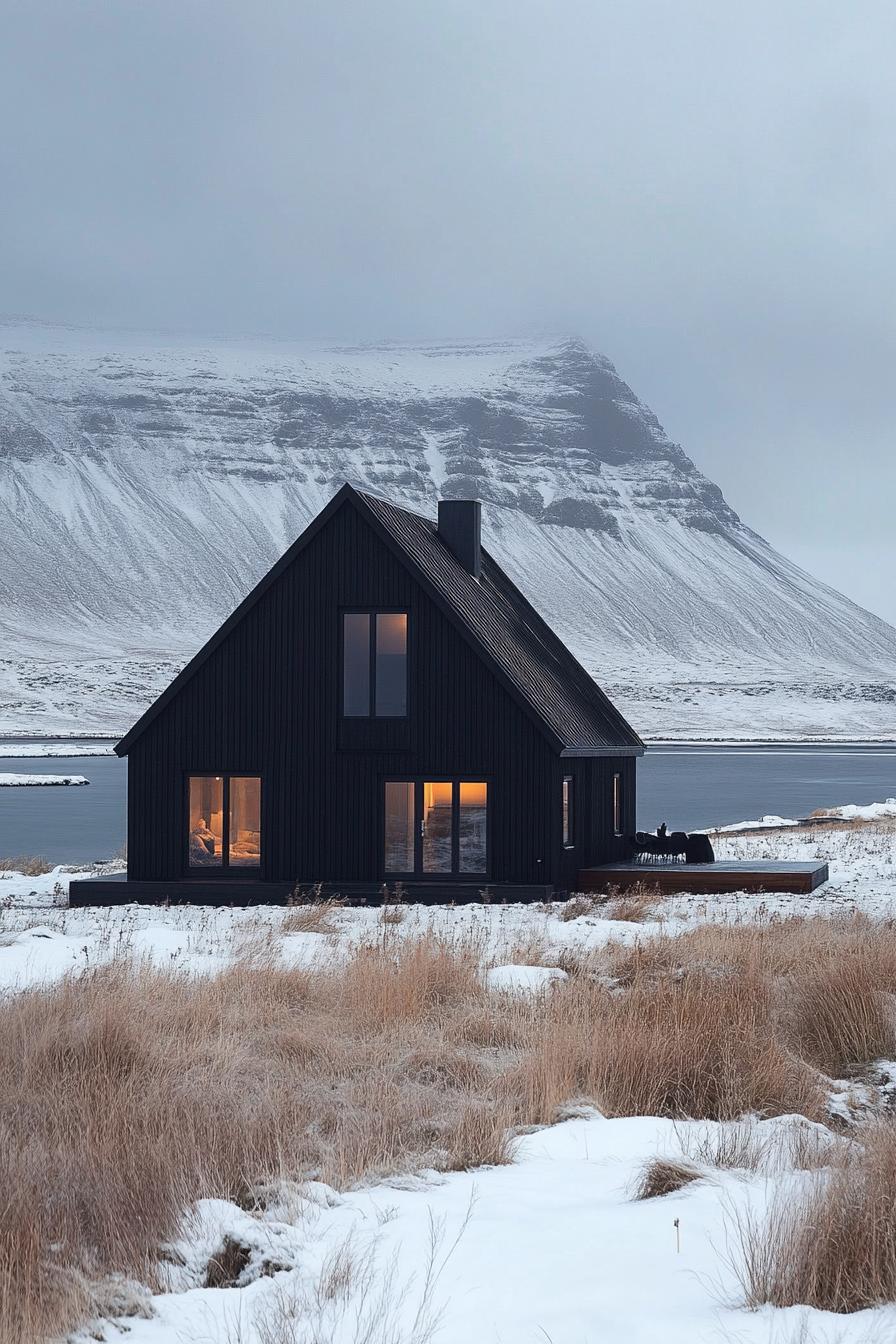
[814,797,896,821]
[487,964,568,994]
[0,771,89,785]
[708,814,799,832]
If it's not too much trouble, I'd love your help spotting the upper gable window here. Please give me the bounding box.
[342,611,408,717]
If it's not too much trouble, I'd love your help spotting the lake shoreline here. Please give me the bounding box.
[3,734,896,755]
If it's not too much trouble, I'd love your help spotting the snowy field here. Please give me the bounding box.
[2,811,896,1343]
[0,740,115,757]
[3,812,895,989]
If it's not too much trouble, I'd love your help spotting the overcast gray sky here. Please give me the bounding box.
[2,0,894,621]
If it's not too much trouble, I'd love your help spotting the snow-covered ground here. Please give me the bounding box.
[96,1113,869,1344]
[0,740,116,757]
[2,808,895,1343]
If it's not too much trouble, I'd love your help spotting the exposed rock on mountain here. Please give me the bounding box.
[1,320,893,738]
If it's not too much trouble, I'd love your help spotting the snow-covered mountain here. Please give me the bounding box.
[1,319,893,738]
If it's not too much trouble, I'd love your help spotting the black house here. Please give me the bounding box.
[71,485,643,905]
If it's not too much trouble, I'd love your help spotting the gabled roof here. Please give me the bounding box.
[116,484,643,757]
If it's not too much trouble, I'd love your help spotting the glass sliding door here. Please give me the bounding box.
[384,781,415,873]
[458,782,487,872]
[383,780,488,877]
[422,781,453,872]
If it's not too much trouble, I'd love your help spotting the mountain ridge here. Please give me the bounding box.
[0,320,893,738]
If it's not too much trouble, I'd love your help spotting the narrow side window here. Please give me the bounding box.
[375,612,407,716]
[612,772,623,835]
[343,613,371,716]
[562,775,574,847]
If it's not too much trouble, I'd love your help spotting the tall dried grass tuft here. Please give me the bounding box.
[634,1157,701,1200]
[282,895,343,934]
[784,960,895,1076]
[0,854,53,876]
[736,1122,896,1313]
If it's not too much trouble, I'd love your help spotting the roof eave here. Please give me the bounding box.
[559,745,645,758]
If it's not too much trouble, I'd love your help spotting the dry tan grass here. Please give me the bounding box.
[634,1157,701,1199]
[8,913,896,1338]
[515,966,824,1125]
[783,960,896,1076]
[603,884,659,922]
[736,1121,896,1313]
[558,895,597,922]
[281,896,343,934]
[611,912,896,988]
[0,939,507,1342]
[0,854,53,876]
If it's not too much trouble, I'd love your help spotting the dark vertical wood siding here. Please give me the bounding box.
[127,500,635,887]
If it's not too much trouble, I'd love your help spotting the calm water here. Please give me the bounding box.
[0,745,894,865]
[0,753,127,865]
[638,744,896,833]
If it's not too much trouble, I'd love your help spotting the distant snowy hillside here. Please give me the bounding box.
[1,319,893,738]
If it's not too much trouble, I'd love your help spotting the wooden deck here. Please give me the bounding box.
[578,861,829,895]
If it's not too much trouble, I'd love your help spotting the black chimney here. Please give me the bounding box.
[438,499,481,578]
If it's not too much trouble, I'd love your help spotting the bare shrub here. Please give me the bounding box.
[736,1121,896,1313]
[498,932,553,966]
[681,1120,773,1172]
[282,896,342,934]
[558,895,596,922]
[634,1157,701,1199]
[680,1119,841,1175]
[604,885,658,922]
[0,855,53,876]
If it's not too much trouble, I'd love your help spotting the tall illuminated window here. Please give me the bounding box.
[342,611,407,717]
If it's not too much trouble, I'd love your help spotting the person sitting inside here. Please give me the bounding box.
[189,817,217,865]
